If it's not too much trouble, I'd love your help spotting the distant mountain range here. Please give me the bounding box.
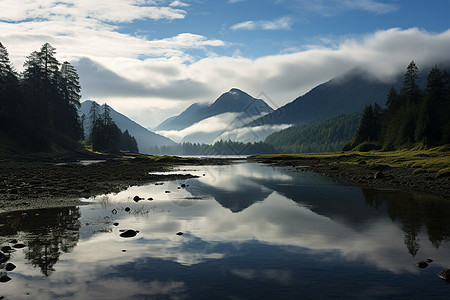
[155,88,274,144]
[247,68,402,128]
[79,100,175,153]
[155,88,273,131]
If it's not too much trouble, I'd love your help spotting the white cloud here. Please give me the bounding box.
[283,0,399,16]
[0,0,186,23]
[1,0,449,133]
[73,28,450,129]
[231,17,292,31]
[170,1,190,7]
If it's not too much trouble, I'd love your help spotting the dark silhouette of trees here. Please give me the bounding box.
[86,102,138,153]
[346,61,450,150]
[1,42,83,151]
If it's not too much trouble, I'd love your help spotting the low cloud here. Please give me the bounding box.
[75,28,450,128]
[1,0,449,132]
[156,111,290,144]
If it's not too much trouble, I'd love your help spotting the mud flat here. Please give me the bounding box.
[0,155,229,213]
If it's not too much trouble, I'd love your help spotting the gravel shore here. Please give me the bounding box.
[0,156,228,213]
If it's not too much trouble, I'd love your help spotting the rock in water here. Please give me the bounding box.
[176,232,184,236]
[120,230,138,238]
[437,269,450,283]
[0,252,8,264]
[416,261,428,269]
[1,246,14,253]
[0,271,11,283]
[12,243,25,249]
[5,263,16,271]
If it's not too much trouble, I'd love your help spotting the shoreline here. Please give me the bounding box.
[1,150,449,214]
[249,151,450,201]
[0,155,230,214]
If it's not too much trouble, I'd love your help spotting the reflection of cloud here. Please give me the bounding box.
[231,269,293,285]
[83,163,450,275]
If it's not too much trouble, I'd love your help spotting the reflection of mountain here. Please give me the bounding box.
[0,207,81,276]
[252,175,387,230]
[187,180,271,213]
[253,171,450,256]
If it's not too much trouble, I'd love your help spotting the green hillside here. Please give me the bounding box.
[265,113,360,153]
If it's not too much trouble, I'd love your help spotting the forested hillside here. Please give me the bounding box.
[0,42,83,152]
[346,61,450,150]
[265,113,360,153]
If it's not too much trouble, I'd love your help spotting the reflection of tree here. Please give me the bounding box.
[1,207,81,276]
[362,189,450,256]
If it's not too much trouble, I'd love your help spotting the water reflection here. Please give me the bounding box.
[362,189,450,256]
[0,207,80,276]
[1,162,450,299]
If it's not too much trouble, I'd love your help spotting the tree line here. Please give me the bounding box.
[0,42,138,153]
[0,42,82,151]
[149,139,279,156]
[84,101,138,153]
[345,61,450,151]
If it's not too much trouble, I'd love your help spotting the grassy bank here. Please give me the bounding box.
[250,145,450,177]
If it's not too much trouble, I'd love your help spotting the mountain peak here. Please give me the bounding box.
[229,88,243,93]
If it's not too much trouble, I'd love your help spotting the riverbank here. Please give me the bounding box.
[249,146,450,200]
[0,154,230,213]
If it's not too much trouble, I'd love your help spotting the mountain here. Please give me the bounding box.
[155,88,273,132]
[247,69,402,128]
[79,100,175,153]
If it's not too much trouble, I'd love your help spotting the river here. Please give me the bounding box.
[1,161,449,299]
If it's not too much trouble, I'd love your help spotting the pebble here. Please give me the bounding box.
[5,262,16,271]
[119,230,138,238]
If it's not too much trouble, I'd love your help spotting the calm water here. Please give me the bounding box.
[1,162,449,299]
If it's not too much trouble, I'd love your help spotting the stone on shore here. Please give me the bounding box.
[119,230,138,238]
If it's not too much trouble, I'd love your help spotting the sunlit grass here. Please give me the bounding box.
[250,145,450,175]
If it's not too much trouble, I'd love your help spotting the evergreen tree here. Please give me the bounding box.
[58,61,82,140]
[415,66,443,145]
[120,130,139,153]
[0,42,20,123]
[401,60,420,101]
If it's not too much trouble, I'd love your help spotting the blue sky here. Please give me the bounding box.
[1,0,449,129]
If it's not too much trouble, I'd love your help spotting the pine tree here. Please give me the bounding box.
[415,66,443,145]
[0,42,20,123]
[401,60,420,102]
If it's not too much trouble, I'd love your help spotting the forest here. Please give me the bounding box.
[264,113,360,153]
[345,61,450,151]
[149,139,279,156]
[0,42,137,153]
